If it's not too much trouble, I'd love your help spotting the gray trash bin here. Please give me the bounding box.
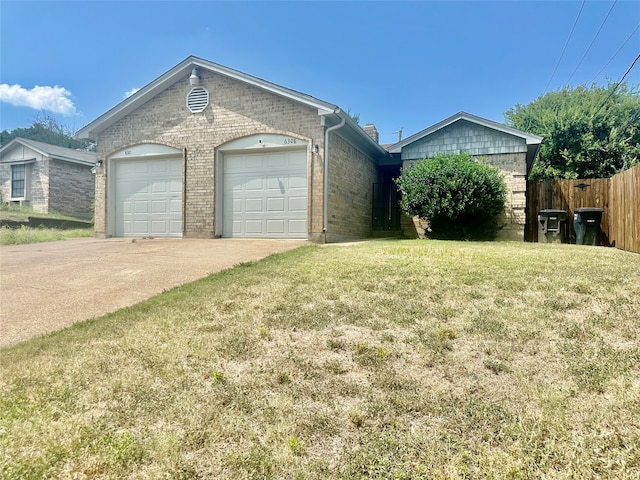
[574,207,604,245]
[538,209,567,243]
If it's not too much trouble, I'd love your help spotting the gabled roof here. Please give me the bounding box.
[0,138,96,166]
[77,55,338,141]
[387,111,543,154]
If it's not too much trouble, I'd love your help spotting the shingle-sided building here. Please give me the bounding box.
[77,56,388,242]
[0,138,96,218]
[387,112,543,240]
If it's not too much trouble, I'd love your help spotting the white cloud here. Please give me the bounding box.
[0,84,76,115]
[124,87,140,98]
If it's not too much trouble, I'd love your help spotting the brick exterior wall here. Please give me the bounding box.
[93,70,350,240]
[327,132,378,241]
[48,159,95,218]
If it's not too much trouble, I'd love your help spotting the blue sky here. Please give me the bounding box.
[1,1,638,145]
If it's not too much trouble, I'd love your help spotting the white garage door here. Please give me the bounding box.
[223,150,307,238]
[114,157,183,237]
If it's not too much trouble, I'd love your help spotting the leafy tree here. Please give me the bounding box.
[346,108,360,125]
[505,83,640,180]
[0,114,93,150]
[395,152,506,240]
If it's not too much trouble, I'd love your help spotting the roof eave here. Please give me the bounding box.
[387,111,543,153]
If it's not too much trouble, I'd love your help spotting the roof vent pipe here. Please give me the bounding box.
[323,109,346,236]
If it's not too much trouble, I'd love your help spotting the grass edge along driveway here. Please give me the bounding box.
[1,240,639,479]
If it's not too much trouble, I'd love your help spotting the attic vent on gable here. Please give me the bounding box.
[187,86,209,113]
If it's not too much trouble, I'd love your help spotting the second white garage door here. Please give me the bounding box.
[223,150,307,238]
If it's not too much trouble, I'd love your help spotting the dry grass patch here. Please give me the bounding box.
[1,240,639,479]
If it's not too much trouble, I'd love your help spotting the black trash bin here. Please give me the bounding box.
[574,207,604,245]
[538,209,567,243]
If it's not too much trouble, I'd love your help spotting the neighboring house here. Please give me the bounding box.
[76,56,542,242]
[387,112,543,240]
[0,138,96,218]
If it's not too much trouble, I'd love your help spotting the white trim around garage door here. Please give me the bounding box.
[216,134,309,239]
[108,144,183,238]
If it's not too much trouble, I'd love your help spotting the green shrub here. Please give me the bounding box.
[395,152,506,240]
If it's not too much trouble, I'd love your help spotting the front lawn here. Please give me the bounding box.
[1,240,638,479]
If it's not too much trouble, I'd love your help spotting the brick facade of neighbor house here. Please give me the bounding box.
[0,139,95,218]
[92,68,375,241]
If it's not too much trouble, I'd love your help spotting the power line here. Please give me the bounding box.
[590,23,640,84]
[545,0,586,93]
[592,53,640,119]
[567,0,617,84]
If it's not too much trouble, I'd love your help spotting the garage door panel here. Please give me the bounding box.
[246,198,263,212]
[288,219,307,234]
[223,150,307,238]
[114,157,182,238]
[266,176,286,191]
[169,199,182,213]
[289,176,307,189]
[266,220,285,234]
[134,201,149,213]
[267,197,285,212]
[288,196,306,211]
[245,220,264,234]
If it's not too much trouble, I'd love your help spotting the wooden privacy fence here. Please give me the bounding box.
[525,164,640,253]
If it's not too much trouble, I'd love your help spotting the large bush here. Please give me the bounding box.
[395,152,506,240]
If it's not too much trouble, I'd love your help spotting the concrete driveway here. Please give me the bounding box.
[0,237,307,348]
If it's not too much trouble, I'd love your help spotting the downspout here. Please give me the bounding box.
[323,109,346,236]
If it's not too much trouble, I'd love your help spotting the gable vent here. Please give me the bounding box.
[186,86,209,113]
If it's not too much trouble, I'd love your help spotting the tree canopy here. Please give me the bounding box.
[505,82,640,180]
[0,115,93,151]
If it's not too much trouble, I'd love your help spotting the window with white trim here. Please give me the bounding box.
[11,164,26,198]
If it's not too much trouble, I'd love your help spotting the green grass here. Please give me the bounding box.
[1,240,639,479]
[0,205,93,245]
[0,226,93,245]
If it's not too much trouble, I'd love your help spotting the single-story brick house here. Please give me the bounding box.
[77,56,542,242]
[0,138,96,218]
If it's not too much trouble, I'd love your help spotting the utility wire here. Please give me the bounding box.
[567,0,617,84]
[545,0,586,93]
[591,53,640,119]
[589,23,640,84]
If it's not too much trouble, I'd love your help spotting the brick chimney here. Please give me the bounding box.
[363,123,379,143]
